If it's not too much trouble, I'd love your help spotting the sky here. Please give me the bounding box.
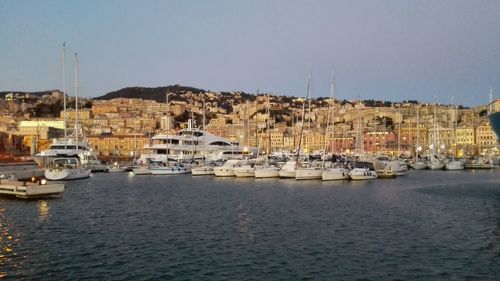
[1,0,499,107]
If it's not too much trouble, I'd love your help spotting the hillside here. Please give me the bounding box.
[94,85,206,103]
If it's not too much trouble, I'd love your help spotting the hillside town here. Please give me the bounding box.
[0,87,497,162]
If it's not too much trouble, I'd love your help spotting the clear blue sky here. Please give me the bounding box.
[1,0,499,106]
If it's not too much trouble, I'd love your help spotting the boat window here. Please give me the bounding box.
[209,141,231,146]
[156,149,167,154]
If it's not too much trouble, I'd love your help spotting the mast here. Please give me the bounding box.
[202,98,206,131]
[266,92,271,157]
[397,106,401,157]
[297,75,310,164]
[322,68,335,168]
[74,52,79,150]
[416,105,420,157]
[62,42,67,151]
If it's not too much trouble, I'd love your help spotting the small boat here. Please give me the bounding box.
[44,158,91,181]
[444,159,464,170]
[213,159,244,177]
[233,164,255,178]
[348,162,378,180]
[322,163,350,181]
[412,159,427,170]
[149,163,190,175]
[191,164,215,176]
[132,166,151,175]
[278,159,297,178]
[108,162,127,173]
[254,165,280,178]
[465,157,495,169]
[295,166,323,180]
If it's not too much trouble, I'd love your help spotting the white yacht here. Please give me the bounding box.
[428,156,444,170]
[322,162,350,181]
[213,159,245,177]
[149,163,190,175]
[444,159,464,170]
[295,166,323,180]
[254,164,280,178]
[278,159,298,178]
[138,121,255,164]
[44,158,91,181]
[33,138,108,172]
[233,164,255,178]
[348,162,378,180]
[191,163,216,176]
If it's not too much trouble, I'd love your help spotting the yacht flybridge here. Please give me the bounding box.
[138,120,256,164]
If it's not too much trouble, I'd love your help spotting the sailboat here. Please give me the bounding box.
[280,79,310,178]
[295,75,323,180]
[322,69,350,181]
[45,50,91,180]
[254,93,280,178]
[348,100,378,180]
[445,98,464,170]
[412,104,427,170]
[428,102,444,170]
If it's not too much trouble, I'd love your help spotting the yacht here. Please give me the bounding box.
[149,162,190,175]
[295,165,323,180]
[465,157,495,169]
[278,158,298,178]
[44,157,91,180]
[213,159,245,177]
[233,164,255,178]
[254,164,280,178]
[348,161,378,180]
[34,47,107,173]
[428,156,445,170]
[191,162,216,176]
[444,159,464,170]
[33,138,108,172]
[138,121,255,164]
[322,162,350,181]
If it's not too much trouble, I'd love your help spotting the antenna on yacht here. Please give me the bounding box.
[62,42,67,151]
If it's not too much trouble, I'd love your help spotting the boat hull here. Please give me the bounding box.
[322,169,350,181]
[191,167,214,176]
[254,168,280,178]
[45,168,91,181]
[295,168,322,180]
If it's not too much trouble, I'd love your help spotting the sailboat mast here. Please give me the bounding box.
[266,92,271,156]
[322,68,335,168]
[62,42,67,151]
[416,105,420,156]
[74,52,79,149]
[297,76,310,163]
[202,98,206,131]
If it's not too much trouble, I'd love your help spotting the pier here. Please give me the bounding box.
[0,179,65,199]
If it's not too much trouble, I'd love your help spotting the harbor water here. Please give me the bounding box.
[1,169,499,280]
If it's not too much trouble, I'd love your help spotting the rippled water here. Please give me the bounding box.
[1,169,499,280]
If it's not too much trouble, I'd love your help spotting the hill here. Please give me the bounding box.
[93,85,206,103]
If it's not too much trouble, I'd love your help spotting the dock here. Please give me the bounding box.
[0,180,65,199]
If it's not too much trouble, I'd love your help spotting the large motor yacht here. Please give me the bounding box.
[138,121,255,164]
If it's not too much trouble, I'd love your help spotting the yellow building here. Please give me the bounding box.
[87,133,150,157]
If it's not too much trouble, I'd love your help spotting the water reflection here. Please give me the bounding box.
[37,200,50,222]
[0,204,23,279]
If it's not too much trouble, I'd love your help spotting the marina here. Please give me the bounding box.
[0,168,499,279]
